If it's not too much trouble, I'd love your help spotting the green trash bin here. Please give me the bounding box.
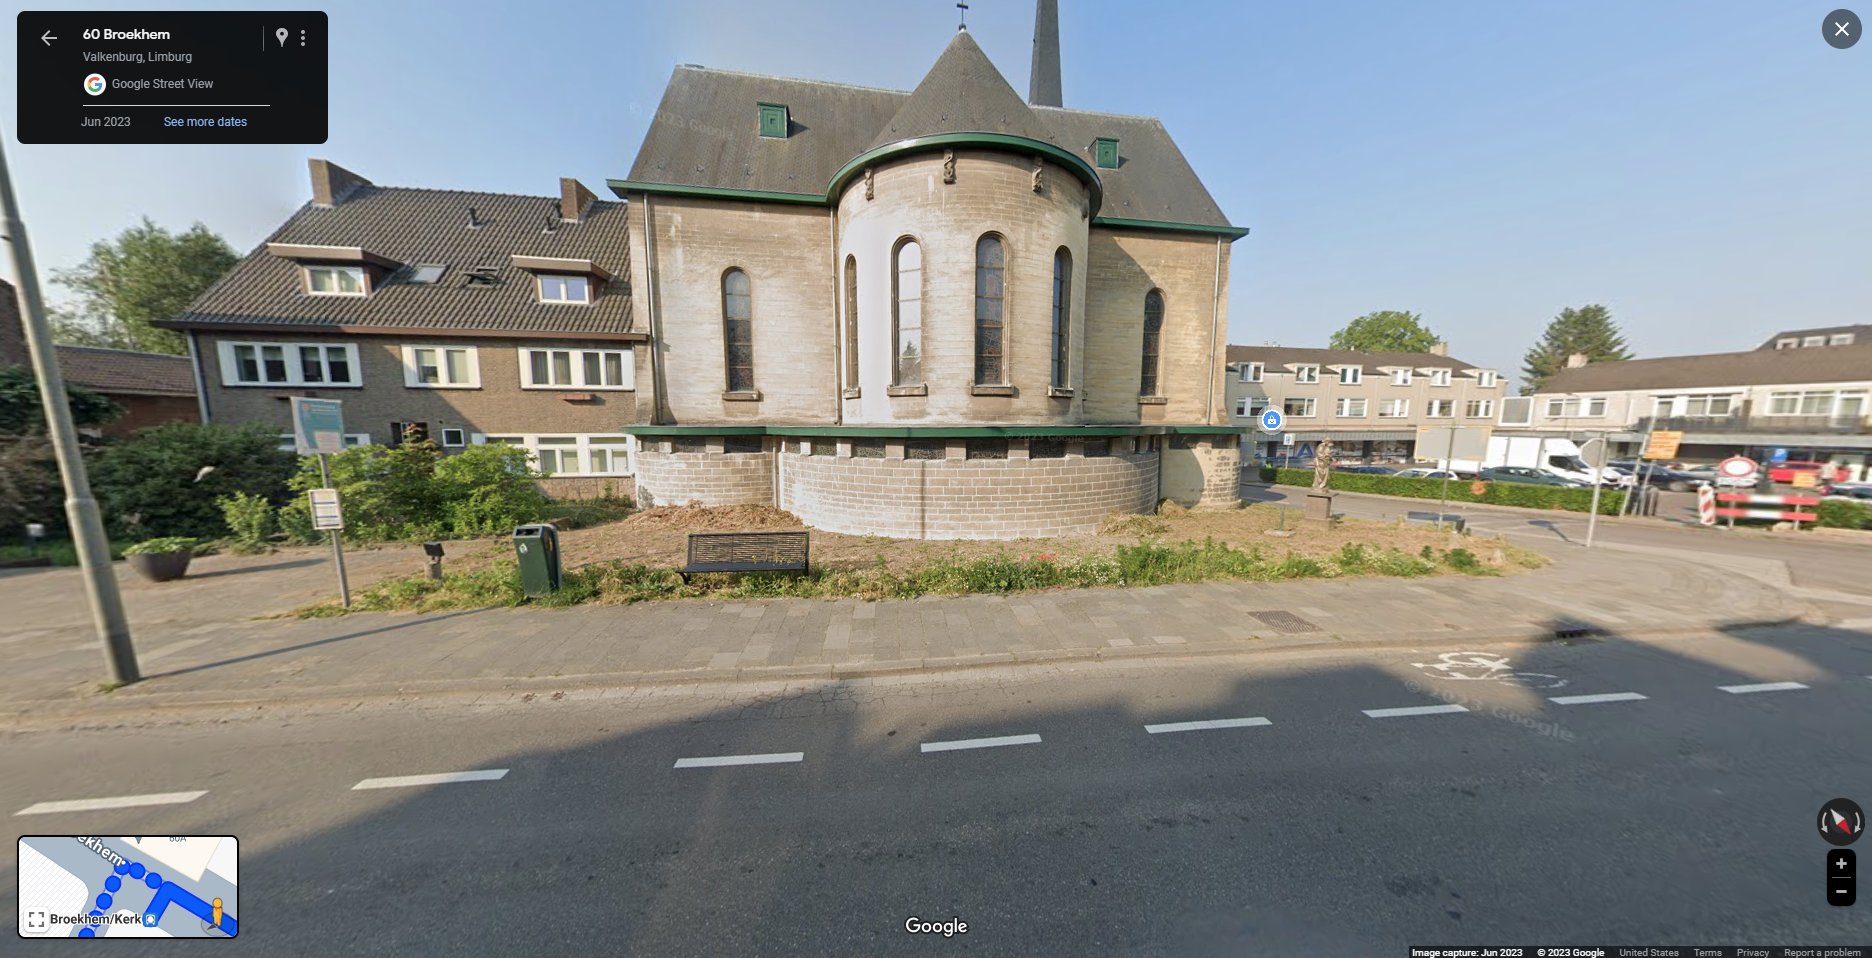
[512,523,562,597]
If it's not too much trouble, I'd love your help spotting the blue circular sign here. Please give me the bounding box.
[1259,408,1284,433]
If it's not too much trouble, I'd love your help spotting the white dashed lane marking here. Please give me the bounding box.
[672,752,804,768]
[351,769,509,790]
[1145,717,1272,734]
[1718,682,1810,694]
[1550,692,1649,705]
[921,734,1042,753]
[16,791,208,815]
[1363,704,1469,719]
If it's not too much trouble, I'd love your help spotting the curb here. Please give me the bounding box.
[0,613,1814,731]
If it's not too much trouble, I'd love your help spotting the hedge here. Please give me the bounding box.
[1257,467,1626,515]
[1816,499,1872,530]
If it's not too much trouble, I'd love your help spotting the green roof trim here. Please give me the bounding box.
[622,424,1241,438]
[607,179,827,206]
[825,132,1104,217]
[1092,216,1251,239]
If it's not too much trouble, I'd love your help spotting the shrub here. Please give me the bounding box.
[217,491,276,554]
[1816,499,1872,530]
[277,499,321,545]
[124,536,199,555]
[288,441,550,543]
[91,422,296,539]
[1259,467,1623,515]
[0,437,62,539]
[432,445,551,536]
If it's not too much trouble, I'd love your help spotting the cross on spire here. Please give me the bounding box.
[956,1,969,31]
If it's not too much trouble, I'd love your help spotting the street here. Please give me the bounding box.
[7,623,1871,955]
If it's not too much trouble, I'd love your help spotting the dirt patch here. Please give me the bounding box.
[619,503,802,533]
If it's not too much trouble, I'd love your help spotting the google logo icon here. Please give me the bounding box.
[84,73,107,95]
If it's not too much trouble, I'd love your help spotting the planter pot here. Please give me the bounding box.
[127,551,192,582]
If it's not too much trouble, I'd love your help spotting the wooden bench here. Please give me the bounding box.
[678,531,810,582]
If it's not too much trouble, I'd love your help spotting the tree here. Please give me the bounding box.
[1328,310,1441,353]
[0,365,122,439]
[51,218,239,355]
[1519,304,1633,394]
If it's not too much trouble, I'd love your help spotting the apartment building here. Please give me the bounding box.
[1527,333,1872,470]
[1224,344,1506,462]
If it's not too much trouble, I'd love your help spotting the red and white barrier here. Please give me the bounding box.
[1714,492,1819,522]
[1697,485,1717,526]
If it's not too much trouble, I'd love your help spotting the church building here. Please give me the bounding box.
[614,1,1249,538]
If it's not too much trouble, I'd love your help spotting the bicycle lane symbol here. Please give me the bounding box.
[1408,651,1568,690]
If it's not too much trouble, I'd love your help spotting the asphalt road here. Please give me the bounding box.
[7,624,1871,955]
[1243,483,1872,597]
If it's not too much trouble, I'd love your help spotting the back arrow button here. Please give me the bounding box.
[41,30,57,45]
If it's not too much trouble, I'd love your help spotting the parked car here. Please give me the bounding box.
[1478,466,1584,487]
[1608,461,1703,492]
[1333,465,1397,475]
[1393,467,1458,480]
[1768,460,1833,484]
[1823,483,1872,502]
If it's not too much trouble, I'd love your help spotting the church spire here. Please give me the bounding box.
[1028,0,1062,107]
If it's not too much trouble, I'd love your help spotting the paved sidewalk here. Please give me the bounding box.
[0,535,1838,727]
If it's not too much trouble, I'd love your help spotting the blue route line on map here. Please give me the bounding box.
[96,848,236,938]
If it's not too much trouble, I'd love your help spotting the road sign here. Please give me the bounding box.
[1258,408,1284,434]
[1769,448,1789,464]
[1792,471,1818,489]
[1579,437,1610,470]
[1414,425,1490,461]
[1642,430,1683,461]
[290,398,345,455]
[1717,456,1758,479]
[307,488,343,530]
[1282,432,1294,446]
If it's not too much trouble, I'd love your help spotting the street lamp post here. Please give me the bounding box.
[0,133,139,683]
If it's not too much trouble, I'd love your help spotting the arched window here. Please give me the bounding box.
[843,255,859,390]
[1051,248,1072,389]
[892,240,922,385]
[722,269,753,392]
[1140,289,1164,397]
[974,235,1005,385]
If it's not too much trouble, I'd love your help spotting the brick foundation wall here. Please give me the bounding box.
[634,449,774,508]
[779,451,1158,539]
[1160,436,1241,509]
[538,475,635,502]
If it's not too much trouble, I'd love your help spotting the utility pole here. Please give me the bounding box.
[0,134,139,683]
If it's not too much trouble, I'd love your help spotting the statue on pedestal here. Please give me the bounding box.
[1312,439,1336,491]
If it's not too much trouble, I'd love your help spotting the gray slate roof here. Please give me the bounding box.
[54,346,195,396]
[625,34,1234,229]
[170,185,634,336]
[1540,343,1872,393]
[1225,345,1481,372]
[1757,324,1871,350]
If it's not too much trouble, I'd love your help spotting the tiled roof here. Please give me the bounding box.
[1225,345,1480,372]
[54,346,195,396]
[1540,343,1872,393]
[1757,324,1871,350]
[623,45,1235,229]
[167,185,634,336]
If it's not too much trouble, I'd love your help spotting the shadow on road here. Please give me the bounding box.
[182,558,326,581]
[142,608,496,681]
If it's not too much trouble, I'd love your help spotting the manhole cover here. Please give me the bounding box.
[1247,610,1322,633]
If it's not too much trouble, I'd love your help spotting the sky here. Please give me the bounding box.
[2,0,1866,388]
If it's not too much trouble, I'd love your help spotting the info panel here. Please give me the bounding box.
[15,11,328,144]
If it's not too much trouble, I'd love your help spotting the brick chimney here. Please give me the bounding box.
[560,178,597,223]
[1427,341,1448,357]
[308,158,370,207]
[0,278,28,369]
[1566,353,1590,368]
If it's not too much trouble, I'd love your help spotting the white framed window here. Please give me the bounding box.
[1477,370,1498,388]
[1235,397,1270,418]
[1830,333,1855,346]
[1769,390,1865,417]
[220,341,360,387]
[1293,364,1320,384]
[537,274,592,304]
[1378,399,1409,418]
[1802,336,1826,347]
[1684,394,1735,417]
[1389,368,1412,387]
[441,428,467,447]
[400,345,480,388]
[1239,362,1263,383]
[277,433,371,451]
[474,433,635,477]
[1776,338,1798,349]
[1428,368,1452,387]
[1338,365,1363,385]
[518,348,634,390]
[1282,397,1316,418]
[1465,399,1494,418]
[1426,399,1455,418]
[305,265,366,296]
[1544,397,1607,418]
[1335,397,1367,418]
